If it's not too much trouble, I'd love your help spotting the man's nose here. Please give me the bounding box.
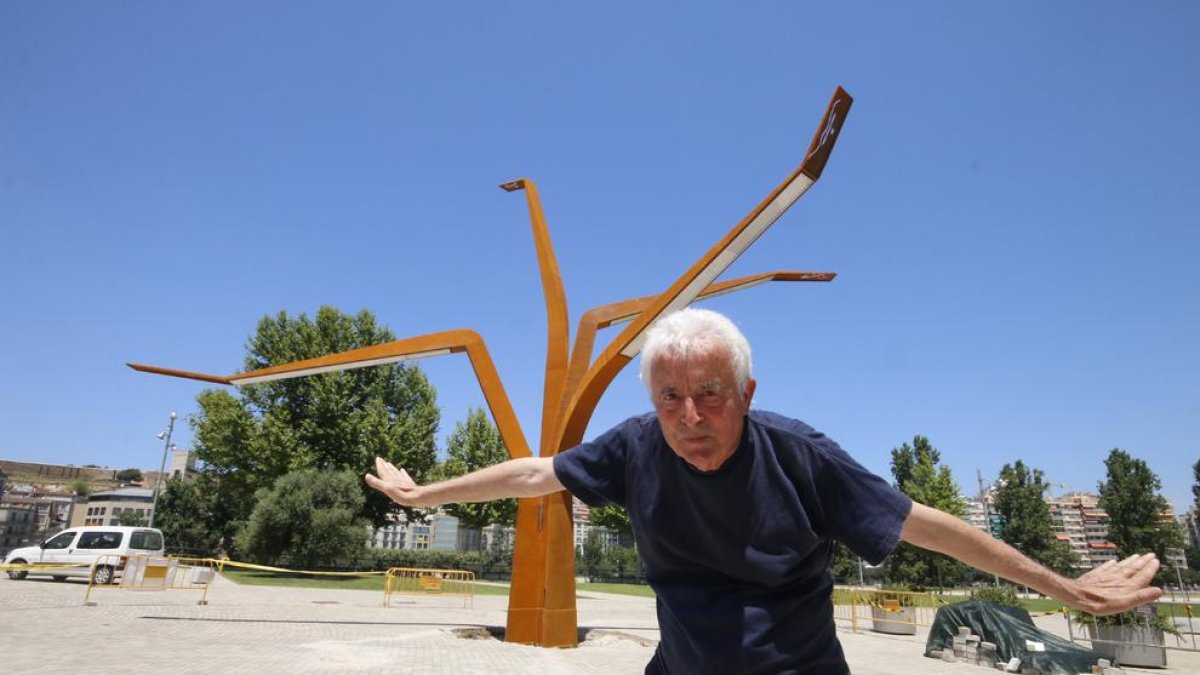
[681,396,701,426]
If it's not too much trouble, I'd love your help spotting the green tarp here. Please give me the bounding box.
[924,600,1108,675]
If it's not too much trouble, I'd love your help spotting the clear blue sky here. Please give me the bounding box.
[2,3,1197,511]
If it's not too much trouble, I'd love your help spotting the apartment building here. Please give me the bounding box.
[1047,492,1119,570]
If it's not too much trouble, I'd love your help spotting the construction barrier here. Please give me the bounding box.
[832,587,943,634]
[83,554,216,606]
[384,567,475,609]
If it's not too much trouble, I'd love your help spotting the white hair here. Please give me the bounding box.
[638,308,753,393]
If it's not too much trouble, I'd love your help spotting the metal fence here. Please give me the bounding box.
[83,554,216,605]
[383,567,476,609]
[832,587,942,634]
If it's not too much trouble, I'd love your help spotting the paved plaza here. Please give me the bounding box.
[2,575,1197,674]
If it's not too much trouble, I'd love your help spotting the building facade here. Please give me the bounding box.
[70,487,155,527]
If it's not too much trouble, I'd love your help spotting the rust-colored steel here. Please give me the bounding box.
[558,88,852,450]
[127,363,233,385]
[129,86,853,650]
[500,178,576,646]
[552,271,836,449]
[127,330,532,460]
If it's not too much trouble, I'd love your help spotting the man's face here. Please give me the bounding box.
[648,343,756,472]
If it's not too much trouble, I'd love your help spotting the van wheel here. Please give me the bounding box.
[6,559,27,580]
[91,565,115,585]
[52,575,68,582]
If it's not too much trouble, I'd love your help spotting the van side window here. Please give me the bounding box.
[78,532,124,549]
[130,531,163,550]
[43,532,76,549]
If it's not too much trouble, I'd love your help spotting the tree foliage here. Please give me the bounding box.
[154,475,223,554]
[884,435,967,589]
[434,408,515,533]
[589,503,632,536]
[1098,448,1183,561]
[116,510,147,526]
[1193,459,1200,512]
[580,528,605,580]
[191,306,440,543]
[993,460,1078,575]
[235,468,369,567]
[116,468,144,483]
[829,541,863,585]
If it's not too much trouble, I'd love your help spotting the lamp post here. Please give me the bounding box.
[148,411,176,528]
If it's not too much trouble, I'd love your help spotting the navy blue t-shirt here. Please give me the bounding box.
[553,410,913,674]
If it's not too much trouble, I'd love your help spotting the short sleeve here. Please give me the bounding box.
[805,433,913,565]
[552,418,640,508]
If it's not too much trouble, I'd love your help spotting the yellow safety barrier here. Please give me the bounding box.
[83,554,217,606]
[384,567,475,609]
[832,587,942,634]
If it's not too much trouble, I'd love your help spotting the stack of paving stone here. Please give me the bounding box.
[1089,658,1125,675]
[928,626,1128,675]
[927,626,1002,669]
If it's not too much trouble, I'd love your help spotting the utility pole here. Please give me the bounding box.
[149,411,176,528]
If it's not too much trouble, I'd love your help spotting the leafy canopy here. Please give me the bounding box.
[191,306,440,541]
[434,407,516,533]
[885,435,967,589]
[994,460,1078,575]
[1098,448,1183,561]
[235,468,369,567]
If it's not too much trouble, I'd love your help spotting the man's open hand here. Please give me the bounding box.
[1069,553,1162,616]
[364,456,426,507]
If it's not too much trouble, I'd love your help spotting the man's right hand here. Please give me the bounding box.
[365,456,428,507]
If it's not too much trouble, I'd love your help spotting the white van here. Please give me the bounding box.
[3,526,165,584]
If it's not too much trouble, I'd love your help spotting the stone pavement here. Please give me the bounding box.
[1,575,1197,674]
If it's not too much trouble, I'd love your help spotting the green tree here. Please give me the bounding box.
[610,546,640,580]
[1098,448,1183,561]
[154,475,223,554]
[116,510,147,526]
[884,435,967,589]
[434,408,516,537]
[588,503,632,536]
[580,528,605,580]
[993,460,1078,575]
[67,480,91,497]
[191,306,440,545]
[235,468,369,567]
[1192,458,1200,504]
[829,541,863,585]
[116,468,144,483]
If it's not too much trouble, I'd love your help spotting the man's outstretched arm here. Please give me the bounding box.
[900,502,1162,616]
[364,456,565,509]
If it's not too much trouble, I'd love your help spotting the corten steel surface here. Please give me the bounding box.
[128,86,853,648]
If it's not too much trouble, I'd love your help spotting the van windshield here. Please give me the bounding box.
[131,531,163,550]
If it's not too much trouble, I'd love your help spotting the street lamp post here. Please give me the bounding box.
[148,411,176,528]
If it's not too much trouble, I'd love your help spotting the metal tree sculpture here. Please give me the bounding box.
[129,86,852,647]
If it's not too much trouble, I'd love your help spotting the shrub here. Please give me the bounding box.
[970,584,1022,608]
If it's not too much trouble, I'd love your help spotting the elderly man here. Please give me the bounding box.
[365,308,1160,674]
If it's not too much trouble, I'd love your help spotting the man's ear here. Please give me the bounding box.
[742,378,757,411]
